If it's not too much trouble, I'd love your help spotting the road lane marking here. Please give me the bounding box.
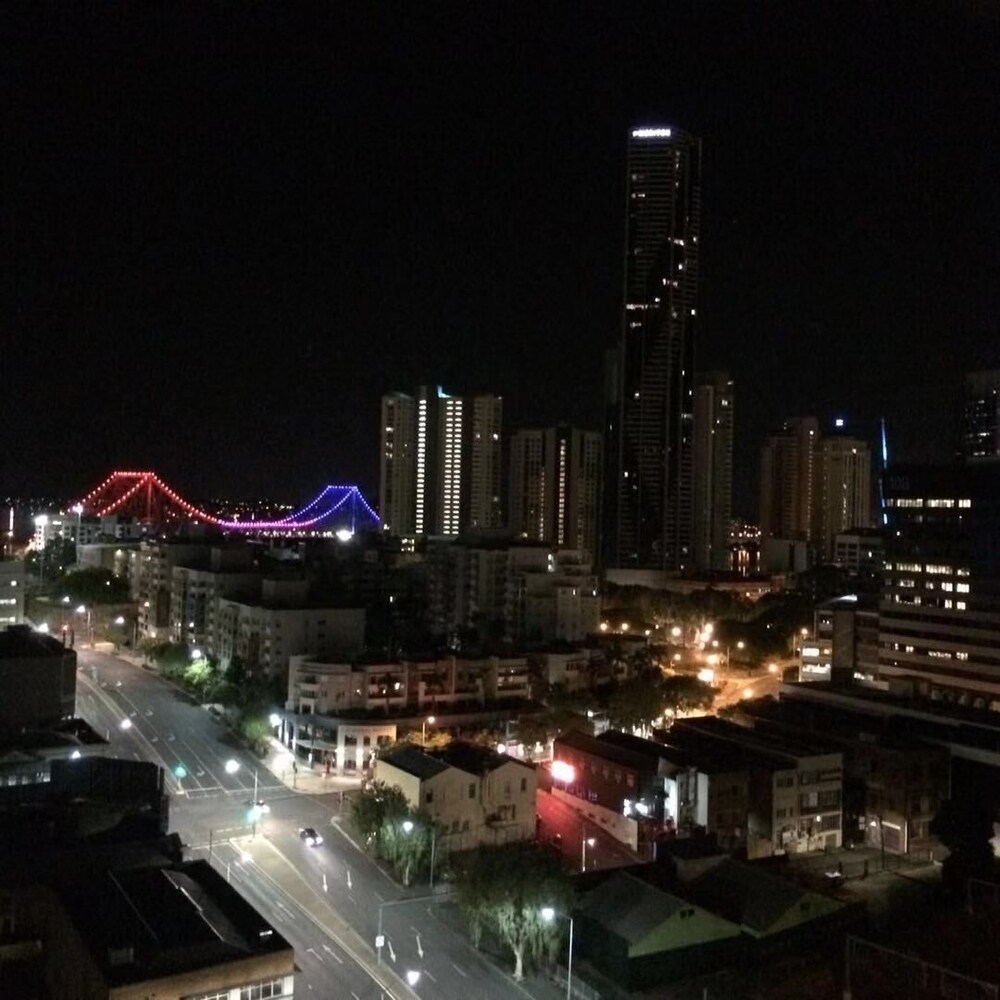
[451,962,467,977]
[322,944,344,964]
[424,970,436,983]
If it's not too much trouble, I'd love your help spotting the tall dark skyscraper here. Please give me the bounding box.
[603,126,702,574]
[962,369,1000,462]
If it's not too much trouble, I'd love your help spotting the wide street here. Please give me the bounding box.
[74,648,559,1000]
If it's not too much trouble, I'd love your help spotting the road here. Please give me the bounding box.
[74,648,553,1000]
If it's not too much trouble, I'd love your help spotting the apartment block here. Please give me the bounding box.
[508,425,602,563]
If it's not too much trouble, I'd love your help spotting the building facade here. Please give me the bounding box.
[692,372,734,572]
[759,417,820,546]
[814,432,872,561]
[604,125,702,573]
[375,742,537,854]
[509,425,603,563]
[962,368,1000,461]
[877,463,1000,709]
[378,385,503,539]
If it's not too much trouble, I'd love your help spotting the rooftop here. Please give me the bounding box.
[577,870,689,944]
[71,860,292,986]
[0,625,73,659]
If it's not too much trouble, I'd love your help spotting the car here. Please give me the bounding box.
[299,827,323,846]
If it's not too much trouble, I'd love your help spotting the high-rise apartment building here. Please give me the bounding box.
[814,432,871,560]
[379,386,503,538]
[759,417,820,544]
[603,125,702,573]
[877,463,1000,710]
[692,372,734,571]
[962,369,1000,461]
[509,426,602,562]
[379,392,416,536]
[759,418,871,562]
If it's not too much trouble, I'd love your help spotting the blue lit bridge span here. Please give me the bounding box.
[76,470,380,534]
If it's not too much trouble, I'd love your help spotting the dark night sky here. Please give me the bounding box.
[4,3,999,515]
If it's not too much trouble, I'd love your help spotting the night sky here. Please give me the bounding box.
[5,3,999,515]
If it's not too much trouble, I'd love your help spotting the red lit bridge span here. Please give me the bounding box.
[76,470,380,533]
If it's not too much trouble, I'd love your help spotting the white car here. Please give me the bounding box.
[299,827,323,847]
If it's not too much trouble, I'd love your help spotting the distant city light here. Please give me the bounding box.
[632,127,672,138]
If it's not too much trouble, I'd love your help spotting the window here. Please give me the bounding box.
[468,783,476,800]
[520,777,527,792]
[240,979,286,1000]
[425,790,434,804]
[462,819,470,831]
[188,992,229,1000]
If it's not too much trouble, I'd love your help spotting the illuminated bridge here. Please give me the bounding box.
[76,470,381,534]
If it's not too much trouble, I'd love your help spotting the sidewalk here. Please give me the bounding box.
[261,736,363,797]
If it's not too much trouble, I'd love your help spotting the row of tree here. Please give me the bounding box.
[350,780,436,886]
[145,643,277,754]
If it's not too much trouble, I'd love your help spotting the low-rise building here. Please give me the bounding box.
[286,653,529,718]
[667,718,844,855]
[0,625,76,732]
[374,741,537,854]
[733,693,950,853]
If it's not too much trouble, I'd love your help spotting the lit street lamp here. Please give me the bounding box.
[225,759,240,775]
[541,906,575,1000]
[421,715,436,746]
[582,835,596,872]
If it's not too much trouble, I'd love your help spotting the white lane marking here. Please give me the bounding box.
[424,970,437,982]
[451,963,468,977]
[347,893,356,905]
[306,946,324,963]
[322,944,343,964]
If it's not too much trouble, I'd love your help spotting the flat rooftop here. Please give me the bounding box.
[69,859,291,986]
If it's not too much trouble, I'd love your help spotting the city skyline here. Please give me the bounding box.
[6,6,999,516]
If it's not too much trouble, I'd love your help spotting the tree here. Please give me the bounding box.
[661,676,715,716]
[351,780,409,849]
[455,843,572,980]
[608,676,663,732]
[379,810,437,886]
[238,712,272,756]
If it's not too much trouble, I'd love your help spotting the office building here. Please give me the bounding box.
[604,125,702,573]
[508,425,602,562]
[692,372,734,571]
[378,385,503,538]
[962,368,1000,461]
[878,462,1000,709]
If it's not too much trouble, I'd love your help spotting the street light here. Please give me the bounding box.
[225,759,240,774]
[541,907,575,1000]
[421,715,436,746]
[581,834,596,872]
